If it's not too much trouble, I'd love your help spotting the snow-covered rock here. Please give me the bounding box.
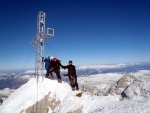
[108,74,150,99]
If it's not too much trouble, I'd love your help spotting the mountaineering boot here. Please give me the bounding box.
[45,76,49,78]
[72,87,75,91]
[58,79,62,83]
[75,88,79,91]
[50,75,54,80]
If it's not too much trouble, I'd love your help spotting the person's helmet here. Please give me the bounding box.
[53,58,57,61]
[51,56,54,59]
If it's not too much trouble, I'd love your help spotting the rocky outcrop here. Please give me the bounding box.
[108,74,150,99]
[23,92,61,113]
[79,74,150,99]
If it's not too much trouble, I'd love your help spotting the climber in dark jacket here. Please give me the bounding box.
[50,58,62,82]
[42,56,51,78]
[62,60,79,90]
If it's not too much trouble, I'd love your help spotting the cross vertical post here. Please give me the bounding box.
[31,11,54,83]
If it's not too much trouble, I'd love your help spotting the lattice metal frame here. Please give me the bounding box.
[31,11,54,82]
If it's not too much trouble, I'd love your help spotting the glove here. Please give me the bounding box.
[51,67,54,71]
[70,76,75,80]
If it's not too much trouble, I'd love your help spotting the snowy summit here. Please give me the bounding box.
[0,69,150,113]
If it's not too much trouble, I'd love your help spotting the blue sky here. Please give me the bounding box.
[0,0,150,71]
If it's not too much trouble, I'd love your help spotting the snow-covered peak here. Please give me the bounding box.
[0,77,72,113]
[0,69,150,113]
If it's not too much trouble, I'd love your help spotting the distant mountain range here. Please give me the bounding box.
[76,62,150,76]
[0,73,32,90]
[0,62,150,90]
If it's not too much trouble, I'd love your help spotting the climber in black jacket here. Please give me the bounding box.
[62,60,79,90]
